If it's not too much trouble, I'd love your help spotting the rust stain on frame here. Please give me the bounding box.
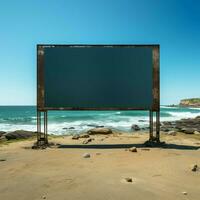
[37,44,160,111]
[37,45,45,110]
[152,45,160,111]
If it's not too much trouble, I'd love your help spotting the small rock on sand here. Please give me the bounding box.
[72,135,80,140]
[83,153,91,158]
[0,131,6,137]
[124,177,133,182]
[167,131,176,136]
[83,138,92,144]
[79,134,90,138]
[129,147,137,152]
[87,128,112,135]
[5,130,36,140]
[0,158,6,162]
[191,164,199,172]
[182,192,187,195]
[96,152,101,155]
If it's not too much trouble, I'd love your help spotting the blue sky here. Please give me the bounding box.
[0,0,199,105]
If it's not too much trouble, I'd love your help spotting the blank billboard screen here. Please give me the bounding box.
[40,46,154,109]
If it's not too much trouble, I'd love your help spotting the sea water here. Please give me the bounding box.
[0,106,200,135]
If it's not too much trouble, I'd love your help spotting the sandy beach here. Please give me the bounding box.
[0,132,200,200]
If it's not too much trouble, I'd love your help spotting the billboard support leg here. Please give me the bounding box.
[37,110,41,145]
[44,111,48,144]
[149,110,160,142]
[36,110,48,147]
[156,111,160,142]
[149,110,153,141]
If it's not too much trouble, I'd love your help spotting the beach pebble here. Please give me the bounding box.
[83,153,91,158]
[191,164,199,172]
[129,147,137,152]
[79,134,90,138]
[194,131,200,135]
[0,158,6,162]
[0,131,6,137]
[72,135,80,140]
[167,131,176,136]
[124,177,133,182]
[83,138,92,144]
[42,195,46,199]
[87,128,112,135]
[182,191,187,195]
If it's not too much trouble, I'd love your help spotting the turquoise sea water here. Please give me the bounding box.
[0,106,200,134]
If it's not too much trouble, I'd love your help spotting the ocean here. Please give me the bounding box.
[0,106,200,135]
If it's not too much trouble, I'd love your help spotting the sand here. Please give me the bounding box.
[0,132,200,200]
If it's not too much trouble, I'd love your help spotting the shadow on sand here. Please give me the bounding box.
[58,142,200,150]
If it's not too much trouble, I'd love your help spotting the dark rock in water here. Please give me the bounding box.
[87,128,112,135]
[131,124,140,131]
[95,125,104,128]
[63,127,75,130]
[5,130,36,140]
[69,127,75,129]
[138,120,146,122]
[87,124,96,127]
[72,135,80,140]
[0,131,6,137]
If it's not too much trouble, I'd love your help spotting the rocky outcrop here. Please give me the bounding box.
[161,116,200,134]
[87,128,112,135]
[0,131,6,137]
[4,130,36,140]
[180,98,200,107]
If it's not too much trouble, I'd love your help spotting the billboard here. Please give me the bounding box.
[37,45,159,111]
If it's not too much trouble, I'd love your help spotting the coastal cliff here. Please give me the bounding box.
[180,98,200,107]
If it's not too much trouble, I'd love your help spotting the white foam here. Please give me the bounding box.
[160,106,178,109]
[166,111,200,119]
[188,107,200,110]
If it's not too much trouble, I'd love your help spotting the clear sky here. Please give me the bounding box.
[0,0,199,105]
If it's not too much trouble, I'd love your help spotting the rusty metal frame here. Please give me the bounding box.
[36,110,48,145]
[36,44,160,144]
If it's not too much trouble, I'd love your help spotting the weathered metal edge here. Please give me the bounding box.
[37,44,160,111]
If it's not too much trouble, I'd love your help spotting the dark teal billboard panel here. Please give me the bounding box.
[42,46,153,109]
